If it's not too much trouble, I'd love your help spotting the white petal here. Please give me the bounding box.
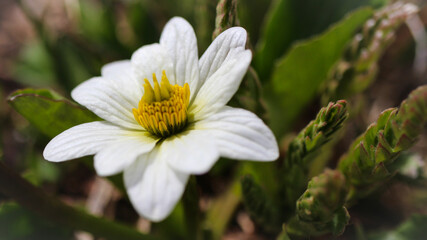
[101,60,143,105]
[194,107,279,161]
[131,43,176,86]
[124,148,189,222]
[160,17,200,100]
[94,132,158,176]
[199,27,247,83]
[71,76,142,130]
[44,121,138,162]
[163,130,219,174]
[190,49,252,119]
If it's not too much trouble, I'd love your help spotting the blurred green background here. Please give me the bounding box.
[1,0,427,239]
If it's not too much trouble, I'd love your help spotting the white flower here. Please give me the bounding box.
[43,17,279,222]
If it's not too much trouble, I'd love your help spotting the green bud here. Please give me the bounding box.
[286,100,348,167]
[296,169,348,223]
[339,85,427,202]
[325,2,418,102]
[286,169,350,237]
[281,101,348,214]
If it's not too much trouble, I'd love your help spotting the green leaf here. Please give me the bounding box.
[267,8,373,137]
[368,214,427,240]
[8,88,100,138]
[329,207,350,236]
[254,0,385,80]
[254,0,294,80]
[7,89,128,194]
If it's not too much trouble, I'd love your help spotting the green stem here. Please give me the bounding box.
[0,162,159,240]
[183,176,201,240]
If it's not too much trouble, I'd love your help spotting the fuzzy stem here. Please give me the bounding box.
[212,0,238,39]
[339,85,427,202]
[280,100,348,215]
[0,162,159,240]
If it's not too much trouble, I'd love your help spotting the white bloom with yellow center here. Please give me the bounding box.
[43,17,279,222]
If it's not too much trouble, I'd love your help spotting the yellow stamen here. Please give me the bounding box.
[133,70,190,138]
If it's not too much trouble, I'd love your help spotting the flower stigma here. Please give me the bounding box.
[133,70,190,138]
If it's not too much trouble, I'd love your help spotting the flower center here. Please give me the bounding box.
[133,70,190,138]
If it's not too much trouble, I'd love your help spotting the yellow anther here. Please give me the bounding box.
[160,83,170,99]
[142,79,154,103]
[133,71,190,138]
[152,73,162,102]
[161,70,173,92]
